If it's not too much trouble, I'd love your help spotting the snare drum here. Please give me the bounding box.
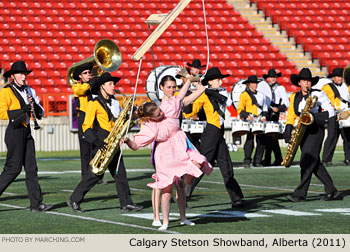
[339,117,350,128]
[231,120,250,137]
[190,121,207,134]
[251,121,265,135]
[265,121,283,139]
[181,119,191,132]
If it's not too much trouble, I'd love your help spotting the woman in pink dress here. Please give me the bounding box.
[124,74,212,230]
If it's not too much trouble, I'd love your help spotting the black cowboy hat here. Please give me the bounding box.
[290,68,319,87]
[3,61,32,77]
[91,72,121,95]
[201,67,230,86]
[73,62,94,81]
[242,75,259,84]
[186,59,206,69]
[263,69,282,79]
[327,68,344,78]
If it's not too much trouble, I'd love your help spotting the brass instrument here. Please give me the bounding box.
[281,95,318,168]
[67,39,122,86]
[90,95,135,175]
[337,109,350,121]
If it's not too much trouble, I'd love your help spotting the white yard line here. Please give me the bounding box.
[0,203,179,234]
[202,180,321,194]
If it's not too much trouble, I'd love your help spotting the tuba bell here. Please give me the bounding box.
[67,39,122,86]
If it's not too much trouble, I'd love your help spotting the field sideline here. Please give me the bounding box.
[0,147,349,234]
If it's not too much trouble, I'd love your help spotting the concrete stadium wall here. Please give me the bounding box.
[0,117,146,152]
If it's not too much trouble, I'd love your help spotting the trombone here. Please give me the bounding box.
[67,39,122,86]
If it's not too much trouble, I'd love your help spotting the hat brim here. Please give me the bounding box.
[290,74,319,87]
[202,73,230,86]
[263,72,282,79]
[3,69,32,78]
[91,76,121,95]
[327,74,342,78]
[73,63,94,81]
[242,79,259,84]
[186,62,206,68]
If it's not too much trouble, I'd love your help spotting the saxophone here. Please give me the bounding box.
[281,93,318,168]
[90,95,135,175]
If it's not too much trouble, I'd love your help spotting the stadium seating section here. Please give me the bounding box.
[2,0,349,113]
[0,0,298,100]
[252,0,350,72]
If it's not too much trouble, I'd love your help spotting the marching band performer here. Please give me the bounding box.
[262,69,289,166]
[321,68,350,166]
[67,72,143,212]
[176,59,206,149]
[0,61,52,212]
[237,75,268,168]
[72,63,95,180]
[124,74,211,230]
[186,59,205,77]
[184,67,245,208]
[284,68,343,202]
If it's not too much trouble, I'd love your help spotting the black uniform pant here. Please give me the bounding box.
[70,149,133,208]
[186,124,243,203]
[322,115,350,162]
[263,135,283,164]
[293,122,337,198]
[77,111,91,179]
[243,132,265,165]
[0,125,43,209]
[185,132,201,150]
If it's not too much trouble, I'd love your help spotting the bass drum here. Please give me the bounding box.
[313,77,332,90]
[145,65,182,105]
[231,78,272,111]
[257,80,272,107]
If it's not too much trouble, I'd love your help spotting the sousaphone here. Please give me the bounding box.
[67,39,122,86]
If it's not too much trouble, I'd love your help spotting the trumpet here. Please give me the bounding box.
[23,81,40,130]
[67,39,122,86]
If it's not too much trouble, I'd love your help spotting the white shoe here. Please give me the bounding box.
[158,224,168,230]
[180,219,195,226]
[152,220,162,227]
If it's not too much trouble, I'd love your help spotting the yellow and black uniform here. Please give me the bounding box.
[284,88,340,200]
[72,81,93,179]
[321,81,350,164]
[184,89,244,205]
[0,83,46,210]
[237,88,268,167]
[69,94,135,209]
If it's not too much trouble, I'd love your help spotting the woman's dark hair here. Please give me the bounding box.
[137,101,158,121]
[159,75,176,88]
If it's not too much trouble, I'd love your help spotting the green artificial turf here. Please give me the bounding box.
[0,147,349,234]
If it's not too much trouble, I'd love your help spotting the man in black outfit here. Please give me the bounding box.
[184,67,245,208]
[321,68,350,166]
[67,73,143,213]
[0,61,52,212]
[262,69,289,166]
[284,68,343,202]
